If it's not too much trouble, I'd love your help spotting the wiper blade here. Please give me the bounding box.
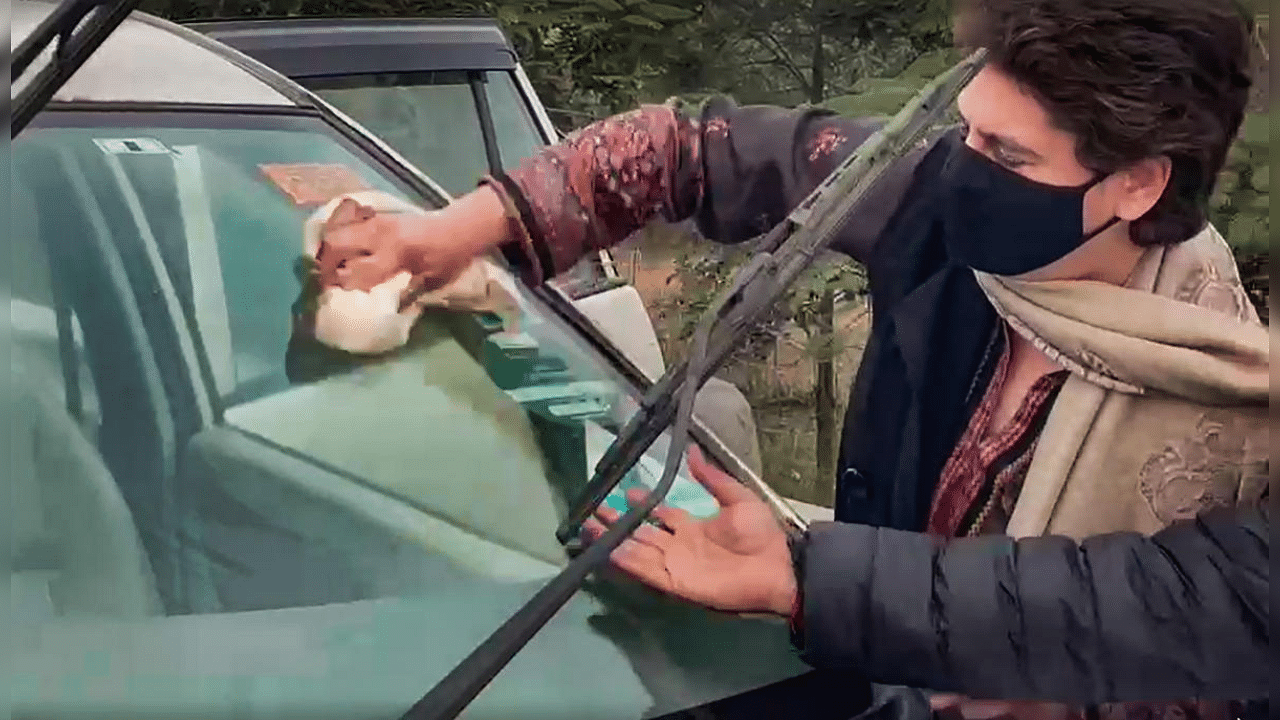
[12,0,145,137]
[397,49,987,720]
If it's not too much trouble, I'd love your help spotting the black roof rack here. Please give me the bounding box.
[186,16,519,77]
[11,0,145,137]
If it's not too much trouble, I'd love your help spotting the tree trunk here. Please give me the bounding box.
[809,9,826,104]
[813,287,837,488]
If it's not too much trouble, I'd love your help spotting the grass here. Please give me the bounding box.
[751,395,839,506]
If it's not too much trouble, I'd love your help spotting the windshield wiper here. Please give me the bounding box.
[397,49,987,720]
[12,0,145,137]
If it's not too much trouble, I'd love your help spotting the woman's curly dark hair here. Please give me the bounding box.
[954,0,1254,246]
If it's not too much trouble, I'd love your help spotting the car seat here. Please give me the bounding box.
[9,170,162,619]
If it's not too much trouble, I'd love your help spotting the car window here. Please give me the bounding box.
[483,70,546,169]
[10,111,816,720]
[306,70,547,197]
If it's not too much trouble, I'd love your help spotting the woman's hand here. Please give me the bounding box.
[316,186,511,294]
[582,445,798,617]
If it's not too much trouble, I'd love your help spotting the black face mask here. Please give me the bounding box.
[940,136,1121,275]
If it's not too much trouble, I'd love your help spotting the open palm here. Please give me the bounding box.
[582,445,797,617]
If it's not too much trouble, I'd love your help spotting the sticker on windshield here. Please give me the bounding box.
[259,163,373,206]
[94,137,171,155]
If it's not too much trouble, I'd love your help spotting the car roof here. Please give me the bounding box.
[186,17,519,77]
[12,0,305,107]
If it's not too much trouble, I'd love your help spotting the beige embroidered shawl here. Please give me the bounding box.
[973,224,1269,540]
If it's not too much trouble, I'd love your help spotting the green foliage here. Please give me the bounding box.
[898,47,964,79]
[497,0,707,121]
[819,51,968,129]
[784,261,868,364]
[1210,111,1270,259]
[823,81,921,118]
[659,246,869,363]
[636,0,951,107]
[634,2,695,21]
[656,245,782,362]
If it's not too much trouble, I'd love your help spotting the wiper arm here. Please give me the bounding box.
[12,0,144,137]
[397,49,987,720]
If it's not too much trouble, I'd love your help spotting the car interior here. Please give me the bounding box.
[11,169,164,621]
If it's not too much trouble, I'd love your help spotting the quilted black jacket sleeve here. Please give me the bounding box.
[794,502,1269,704]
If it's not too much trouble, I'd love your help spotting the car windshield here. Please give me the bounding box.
[305,70,546,197]
[11,109,812,719]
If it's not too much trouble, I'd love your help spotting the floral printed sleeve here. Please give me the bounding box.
[480,96,916,285]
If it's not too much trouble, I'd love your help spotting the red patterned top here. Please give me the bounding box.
[483,106,706,285]
[926,331,1069,538]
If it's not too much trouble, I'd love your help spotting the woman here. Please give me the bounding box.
[313,0,1268,716]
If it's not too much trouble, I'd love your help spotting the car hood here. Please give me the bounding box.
[13,578,807,720]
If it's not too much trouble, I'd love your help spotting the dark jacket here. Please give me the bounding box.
[490,97,980,532]
[795,500,1270,705]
